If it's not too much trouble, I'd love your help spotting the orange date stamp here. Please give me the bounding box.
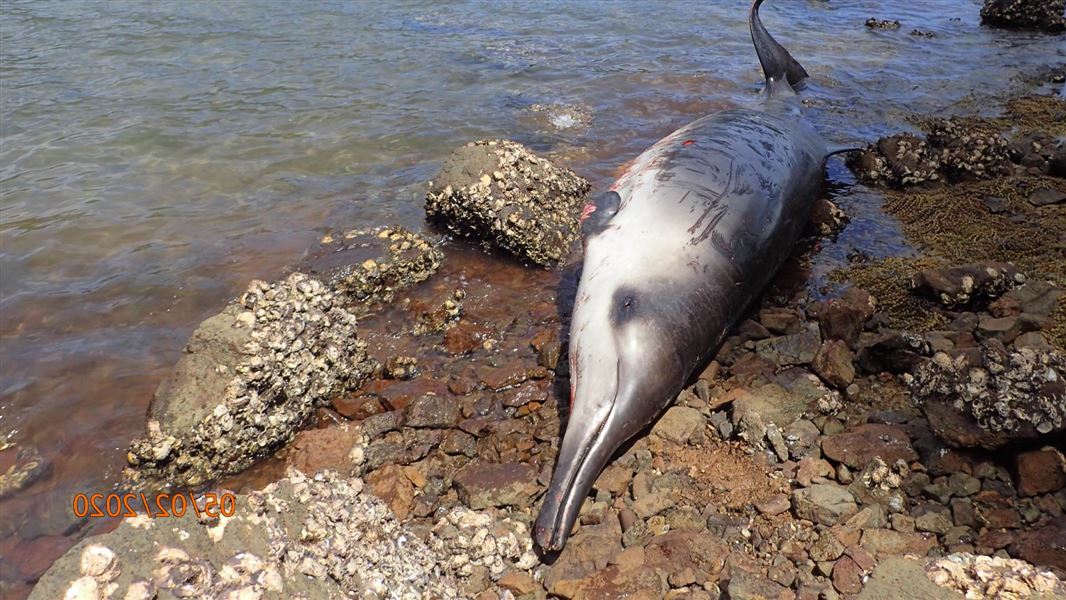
[72,491,236,519]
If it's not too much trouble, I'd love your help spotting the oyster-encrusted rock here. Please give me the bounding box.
[908,341,1065,448]
[911,262,1024,308]
[30,471,468,600]
[125,273,376,487]
[305,225,443,308]
[426,139,591,266]
[925,553,1064,599]
[981,0,1066,31]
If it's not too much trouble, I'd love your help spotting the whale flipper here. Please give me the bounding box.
[750,0,809,94]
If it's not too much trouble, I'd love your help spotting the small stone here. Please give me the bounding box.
[498,571,539,595]
[1028,187,1066,206]
[821,424,917,470]
[453,462,540,509]
[914,508,953,534]
[403,394,461,428]
[755,325,821,366]
[832,555,863,595]
[947,472,982,497]
[793,484,859,525]
[651,406,706,445]
[811,340,856,389]
[756,493,791,516]
[860,528,936,558]
[1015,447,1066,497]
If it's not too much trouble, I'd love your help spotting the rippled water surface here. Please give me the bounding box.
[1,0,1062,594]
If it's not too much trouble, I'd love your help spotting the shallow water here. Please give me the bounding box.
[0,0,1062,593]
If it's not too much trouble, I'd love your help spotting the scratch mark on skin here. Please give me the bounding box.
[687,160,734,241]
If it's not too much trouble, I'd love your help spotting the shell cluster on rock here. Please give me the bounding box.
[317,226,443,308]
[425,139,591,266]
[926,552,1064,599]
[909,341,1065,444]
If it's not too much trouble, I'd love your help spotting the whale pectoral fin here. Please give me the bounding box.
[580,191,621,238]
[827,145,864,157]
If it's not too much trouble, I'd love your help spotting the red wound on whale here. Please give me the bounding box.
[682,139,696,146]
[579,203,597,222]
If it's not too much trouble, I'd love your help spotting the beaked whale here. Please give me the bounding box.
[534,0,834,551]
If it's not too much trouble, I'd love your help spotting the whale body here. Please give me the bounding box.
[534,0,832,551]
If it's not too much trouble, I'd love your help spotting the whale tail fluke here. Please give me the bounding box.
[749,0,809,95]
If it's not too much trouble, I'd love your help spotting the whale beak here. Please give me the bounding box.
[533,373,621,552]
[533,327,683,552]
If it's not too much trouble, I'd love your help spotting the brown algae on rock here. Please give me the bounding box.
[425,139,591,266]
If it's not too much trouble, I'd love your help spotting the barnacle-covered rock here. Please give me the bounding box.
[907,340,1065,448]
[847,118,1012,187]
[911,261,1025,308]
[981,0,1066,32]
[30,470,470,599]
[924,117,1013,181]
[426,139,591,266]
[305,225,443,308]
[847,133,941,186]
[125,273,376,487]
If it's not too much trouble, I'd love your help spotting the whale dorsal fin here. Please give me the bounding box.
[749,0,809,96]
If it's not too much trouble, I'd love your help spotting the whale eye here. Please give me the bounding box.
[610,288,639,325]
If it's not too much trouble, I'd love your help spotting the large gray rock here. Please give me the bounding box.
[426,140,591,266]
[125,273,377,488]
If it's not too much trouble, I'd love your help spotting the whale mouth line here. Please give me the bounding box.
[539,356,621,551]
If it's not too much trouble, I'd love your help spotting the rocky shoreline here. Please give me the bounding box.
[30,83,1066,600]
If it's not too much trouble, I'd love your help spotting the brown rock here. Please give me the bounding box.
[453,462,540,509]
[594,464,633,497]
[821,424,917,469]
[1015,447,1066,497]
[552,565,666,600]
[286,426,362,475]
[444,320,496,354]
[644,531,729,584]
[980,507,1021,529]
[860,528,936,558]
[756,493,792,516]
[403,394,461,428]
[832,555,863,595]
[366,464,415,520]
[331,395,384,420]
[796,457,834,487]
[544,520,624,591]
[499,571,540,595]
[811,339,856,389]
[1009,516,1066,573]
[816,288,876,350]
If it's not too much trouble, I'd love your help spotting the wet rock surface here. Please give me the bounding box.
[425,139,591,266]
